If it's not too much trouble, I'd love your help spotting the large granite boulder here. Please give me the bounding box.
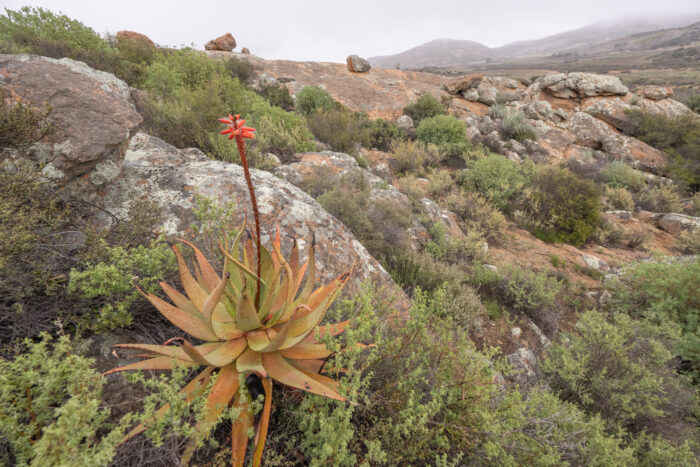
[115,30,155,48]
[346,55,371,73]
[0,54,142,199]
[100,133,405,303]
[657,213,700,236]
[205,33,236,52]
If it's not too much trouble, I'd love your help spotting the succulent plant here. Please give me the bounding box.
[107,114,354,465]
[106,229,351,465]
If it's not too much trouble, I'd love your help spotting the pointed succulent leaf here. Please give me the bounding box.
[179,239,220,292]
[143,292,219,341]
[202,271,230,336]
[261,352,346,401]
[103,356,194,375]
[280,343,333,360]
[235,286,263,331]
[231,391,251,467]
[159,281,199,316]
[173,245,208,311]
[253,377,273,466]
[236,347,266,375]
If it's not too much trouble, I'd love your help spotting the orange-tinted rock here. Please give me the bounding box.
[116,30,155,48]
[205,33,236,51]
[347,55,371,73]
[241,47,250,54]
[444,74,483,94]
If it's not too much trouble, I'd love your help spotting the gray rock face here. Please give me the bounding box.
[506,347,538,386]
[396,114,416,137]
[657,213,700,236]
[346,55,371,73]
[0,54,142,200]
[101,133,405,302]
[638,86,673,101]
[530,72,628,99]
[273,151,384,187]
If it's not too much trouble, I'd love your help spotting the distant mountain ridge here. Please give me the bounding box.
[368,15,700,69]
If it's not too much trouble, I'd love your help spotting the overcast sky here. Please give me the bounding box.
[4,0,700,62]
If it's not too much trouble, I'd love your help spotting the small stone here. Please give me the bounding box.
[511,327,522,338]
[241,47,250,54]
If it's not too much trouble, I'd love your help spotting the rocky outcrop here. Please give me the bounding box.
[396,115,416,138]
[444,74,483,95]
[637,85,673,101]
[115,30,155,48]
[100,133,405,303]
[657,213,700,236]
[205,33,236,51]
[273,151,384,187]
[346,55,371,73]
[0,54,142,199]
[529,72,628,99]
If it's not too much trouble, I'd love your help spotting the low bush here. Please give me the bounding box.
[391,140,440,174]
[460,154,524,210]
[487,103,508,120]
[625,110,700,189]
[363,117,404,151]
[222,56,256,83]
[599,161,647,192]
[638,184,683,213]
[543,310,698,431]
[606,258,700,379]
[445,191,507,242]
[68,237,175,331]
[593,218,626,246]
[255,82,294,111]
[0,334,130,466]
[603,186,635,211]
[677,229,700,254]
[402,93,446,124]
[416,115,467,146]
[295,85,338,116]
[471,263,564,334]
[306,107,368,153]
[501,110,536,142]
[686,94,700,113]
[426,168,454,200]
[523,166,601,247]
[0,89,55,150]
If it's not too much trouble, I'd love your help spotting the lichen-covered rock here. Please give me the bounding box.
[0,54,142,199]
[205,33,236,51]
[444,74,483,94]
[396,114,416,137]
[506,347,538,386]
[273,151,384,187]
[100,133,406,303]
[657,213,700,236]
[346,55,371,73]
[419,198,466,241]
[529,72,628,99]
[638,86,673,101]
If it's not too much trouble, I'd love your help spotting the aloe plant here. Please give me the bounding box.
[107,114,355,466]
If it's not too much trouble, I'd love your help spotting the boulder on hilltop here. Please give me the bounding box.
[115,30,155,48]
[347,54,371,73]
[241,47,250,54]
[205,33,236,51]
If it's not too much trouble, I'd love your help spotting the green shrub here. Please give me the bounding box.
[461,154,524,210]
[625,110,700,189]
[392,140,440,174]
[593,218,626,246]
[139,48,313,160]
[603,186,635,211]
[487,103,508,120]
[295,85,338,116]
[445,191,507,242]
[0,89,55,150]
[426,168,454,200]
[606,259,700,378]
[0,162,71,306]
[677,229,700,254]
[600,161,647,192]
[686,94,700,113]
[630,432,698,467]
[402,93,446,124]
[363,117,404,151]
[306,108,368,153]
[222,56,256,83]
[638,185,683,213]
[502,110,536,142]
[524,166,601,247]
[543,310,696,428]
[316,172,411,262]
[255,82,294,111]
[0,6,106,54]
[416,115,467,146]
[68,238,176,331]
[0,334,130,466]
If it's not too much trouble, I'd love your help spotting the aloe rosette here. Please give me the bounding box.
[107,114,353,466]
